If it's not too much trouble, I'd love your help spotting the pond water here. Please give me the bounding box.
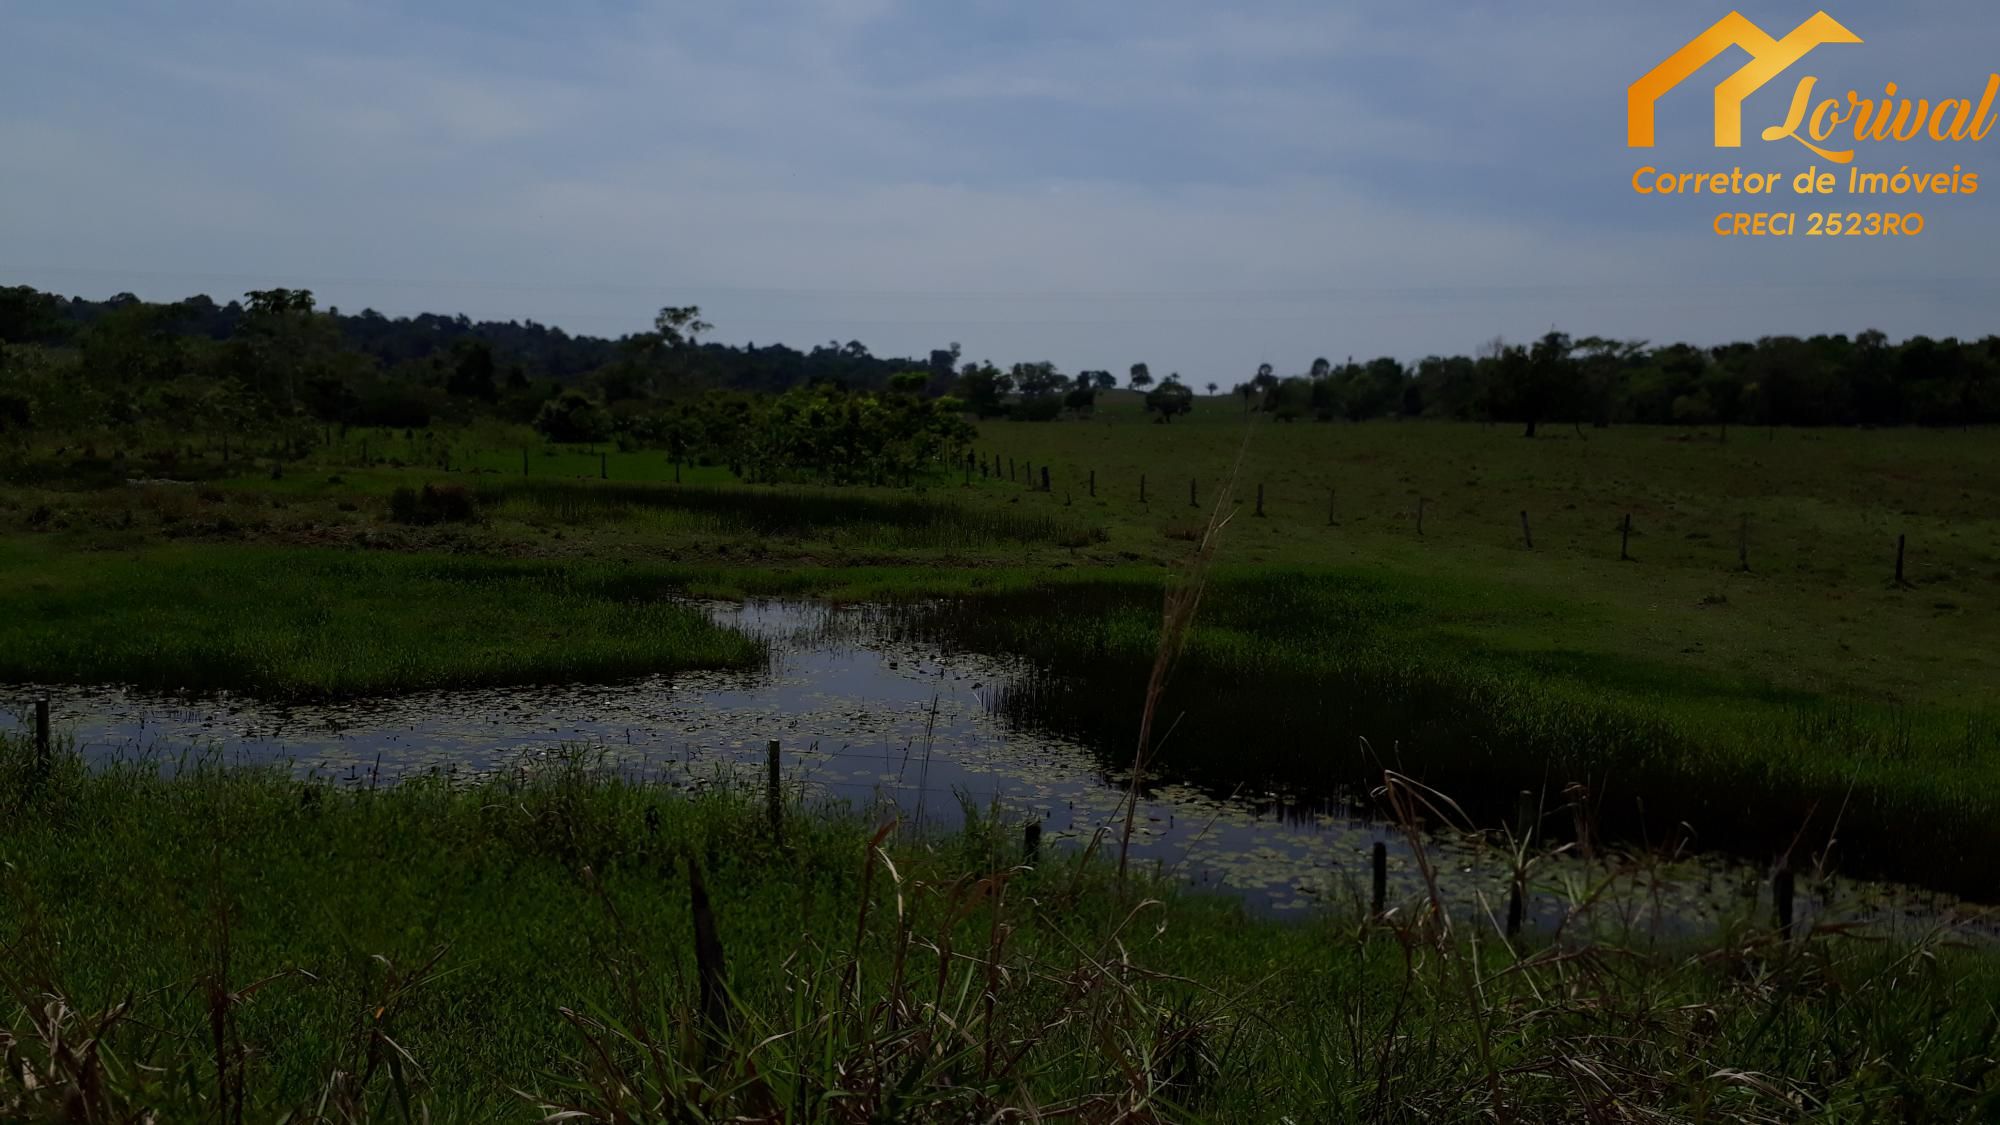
[3,599,1991,941]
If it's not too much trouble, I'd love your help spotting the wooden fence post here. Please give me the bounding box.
[1371,840,1387,916]
[1009,457,1015,481]
[1621,513,1632,561]
[1041,466,1050,493]
[766,740,783,842]
[34,696,51,776]
[1519,510,1533,549]
[1089,468,1095,498]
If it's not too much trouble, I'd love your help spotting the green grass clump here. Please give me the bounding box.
[474,478,1106,550]
[891,568,2000,895]
[0,539,764,697]
[5,734,2000,1121]
[2,531,1994,891]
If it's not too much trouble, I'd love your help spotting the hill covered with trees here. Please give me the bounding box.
[3,285,1997,462]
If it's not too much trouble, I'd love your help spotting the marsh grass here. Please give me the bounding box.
[6,734,2000,1121]
[2,526,1993,891]
[474,478,1107,550]
[891,570,2000,897]
[0,541,764,697]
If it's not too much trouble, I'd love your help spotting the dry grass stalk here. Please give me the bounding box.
[1116,420,1254,887]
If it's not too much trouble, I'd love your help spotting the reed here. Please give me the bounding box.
[6,733,1999,1120]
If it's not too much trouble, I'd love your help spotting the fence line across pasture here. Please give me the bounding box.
[295,438,1932,586]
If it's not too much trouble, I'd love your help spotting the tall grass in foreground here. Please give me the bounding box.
[7,743,2000,1118]
[475,478,1107,550]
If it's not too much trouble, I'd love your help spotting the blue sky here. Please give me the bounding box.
[4,1,1998,379]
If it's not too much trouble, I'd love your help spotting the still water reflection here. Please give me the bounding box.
[3,599,1989,939]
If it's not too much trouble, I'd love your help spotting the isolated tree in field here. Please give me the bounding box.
[1069,371,1107,414]
[1065,381,1097,416]
[1128,363,1153,389]
[1310,357,1332,379]
[1205,382,1218,395]
[1144,379,1194,421]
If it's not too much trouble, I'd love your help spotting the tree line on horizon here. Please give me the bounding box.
[3,286,1998,454]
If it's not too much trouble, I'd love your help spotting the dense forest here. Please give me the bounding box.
[3,285,1998,462]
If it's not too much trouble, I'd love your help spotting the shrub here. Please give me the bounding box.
[388,484,478,526]
[1009,396,1064,422]
[533,391,614,443]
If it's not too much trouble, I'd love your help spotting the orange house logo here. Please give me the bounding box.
[1629,12,1861,148]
